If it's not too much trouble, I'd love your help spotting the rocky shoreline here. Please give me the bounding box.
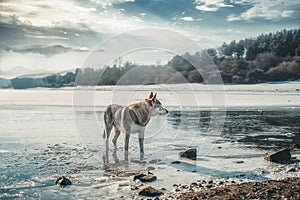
[121,159,300,200]
[131,176,300,200]
[178,177,300,200]
[3,143,300,199]
[48,154,300,199]
[127,148,300,199]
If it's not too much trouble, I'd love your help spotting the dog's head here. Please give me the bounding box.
[145,92,168,116]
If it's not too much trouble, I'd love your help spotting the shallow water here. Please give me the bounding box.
[1,104,300,199]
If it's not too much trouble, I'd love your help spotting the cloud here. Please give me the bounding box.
[180,16,203,22]
[0,0,98,29]
[227,14,241,22]
[0,0,153,36]
[194,0,233,12]
[180,17,195,21]
[227,0,300,21]
[193,0,300,21]
[0,15,105,49]
[0,43,90,57]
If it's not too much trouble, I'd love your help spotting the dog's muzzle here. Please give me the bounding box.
[159,108,168,115]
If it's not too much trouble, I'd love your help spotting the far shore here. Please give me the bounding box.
[0,82,299,108]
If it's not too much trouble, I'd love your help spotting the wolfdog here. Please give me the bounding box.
[103,92,168,160]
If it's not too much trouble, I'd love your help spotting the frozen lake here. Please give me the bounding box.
[1,82,300,199]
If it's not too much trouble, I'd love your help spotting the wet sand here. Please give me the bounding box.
[1,142,300,199]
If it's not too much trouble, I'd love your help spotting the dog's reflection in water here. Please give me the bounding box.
[102,149,120,170]
[102,148,146,172]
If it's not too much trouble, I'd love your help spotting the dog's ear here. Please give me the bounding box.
[149,92,153,99]
[146,92,156,106]
[151,93,157,101]
[145,98,153,106]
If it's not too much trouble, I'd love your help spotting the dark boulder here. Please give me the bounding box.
[293,143,300,149]
[264,148,291,163]
[55,176,72,187]
[171,161,181,164]
[179,148,197,160]
[138,186,163,197]
[133,172,157,182]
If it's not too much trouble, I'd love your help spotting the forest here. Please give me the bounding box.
[5,28,300,89]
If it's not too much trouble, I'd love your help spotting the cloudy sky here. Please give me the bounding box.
[0,0,299,74]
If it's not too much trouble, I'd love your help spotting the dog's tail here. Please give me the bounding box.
[103,105,113,139]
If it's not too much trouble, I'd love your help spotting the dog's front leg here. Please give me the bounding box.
[138,131,145,160]
[124,133,130,161]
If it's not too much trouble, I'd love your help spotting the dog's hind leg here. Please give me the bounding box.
[104,126,112,151]
[112,126,121,148]
[103,106,113,151]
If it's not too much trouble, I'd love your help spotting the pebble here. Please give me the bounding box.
[171,161,181,164]
[218,181,224,185]
[55,176,72,188]
[133,173,157,182]
[138,186,163,197]
[149,159,163,164]
[181,184,188,189]
[190,182,197,187]
[287,167,296,172]
[148,166,156,170]
[119,182,130,187]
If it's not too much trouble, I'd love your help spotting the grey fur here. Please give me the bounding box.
[103,92,168,160]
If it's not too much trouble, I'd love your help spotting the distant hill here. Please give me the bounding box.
[214,28,300,83]
[80,28,300,85]
[1,66,53,78]
[0,78,11,88]
[2,28,300,89]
